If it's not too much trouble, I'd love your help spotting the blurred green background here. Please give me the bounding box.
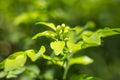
[0,0,120,80]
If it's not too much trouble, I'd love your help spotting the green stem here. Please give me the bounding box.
[63,60,70,80]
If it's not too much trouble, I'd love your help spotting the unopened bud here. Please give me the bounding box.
[64,27,70,33]
[61,24,65,27]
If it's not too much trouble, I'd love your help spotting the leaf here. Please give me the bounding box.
[4,52,27,72]
[36,22,56,31]
[82,28,120,48]
[72,27,83,35]
[82,43,100,49]
[42,54,52,60]
[25,65,40,77]
[70,74,102,80]
[66,30,83,53]
[85,21,95,29]
[6,67,25,78]
[69,56,93,66]
[0,60,6,69]
[97,28,120,37]
[14,12,39,25]
[32,31,56,40]
[7,71,17,78]
[82,33,101,45]
[26,46,46,61]
[26,50,36,61]
[50,41,65,55]
[82,31,94,37]
[67,41,83,53]
[0,71,7,78]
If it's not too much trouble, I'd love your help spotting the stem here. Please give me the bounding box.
[63,60,70,80]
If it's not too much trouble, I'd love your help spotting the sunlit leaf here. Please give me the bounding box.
[82,31,94,37]
[25,50,36,61]
[66,30,83,53]
[26,46,46,61]
[42,54,52,60]
[0,71,7,78]
[82,33,101,45]
[71,27,83,35]
[32,31,56,40]
[69,56,93,66]
[4,52,27,72]
[97,28,120,37]
[67,41,83,53]
[36,22,56,31]
[81,28,120,49]
[50,41,65,55]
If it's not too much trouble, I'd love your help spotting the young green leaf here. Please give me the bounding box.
[0,71,7,78]
[67,41,83,53]
[36,22,56,31]
[32,31,56,40]
[25,50,36,61]
[66,30,83,53]
[26,46,46,61]
[69,56,93,66]
[4,52,27,72]
[97,28,120,37]
[50,41,65,55]
[82,33,101,45]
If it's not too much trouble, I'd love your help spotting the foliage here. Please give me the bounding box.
[0,22,120,80]
[0,0,120,80]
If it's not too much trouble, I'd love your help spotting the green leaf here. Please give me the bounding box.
[50,41,65,55]
[85,21,95,29]
[7,71,17,78]
[0,71,7,78]
[82,43,100,49]
[36,22,56,31]
[66,30,83,53]
[71,27,83,35]
[6,67,25,78]
[82,31,94,37]
[67,41,83,53]
[44,69,54,80]
[69,56,93,66]
[82,33,101,45]
[42,54,52,60]
[4,52,27,72]
[0,60,6,69]
[14,12,39,25]
[70,74,102,80]
[26,46,46,61]
[32,31,56,40]
[25,50,37,61]
[25,65,40,77]
[97,28,120,37]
